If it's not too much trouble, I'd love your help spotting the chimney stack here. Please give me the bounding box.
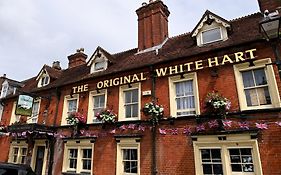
[258,0,281,13]
[52,61,62,70]
[68,48,87,68]
[136,0,170,51]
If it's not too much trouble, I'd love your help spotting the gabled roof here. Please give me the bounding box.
[3,12,264,97]
[87,46,115,66]
[35,65,62,81]
[191,10,232,37]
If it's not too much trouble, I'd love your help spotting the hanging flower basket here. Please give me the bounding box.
[66,112,86,136]
[204,92,231,116]
[95,109,116,124]
[142,102,164,125]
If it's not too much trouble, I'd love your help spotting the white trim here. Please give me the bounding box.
[201,27,223,45]
[168,72,200,117]
[193,134,263,175]
[31,140,48,175]
[61,94,79,126]
[118,83,141,121]
[87,89,107,124]
[8,141,28,164]
[62,140,94,175]
[233,58,281,111]
[37,70,50,88]
[27,99,41,124]
[116,138,140,175]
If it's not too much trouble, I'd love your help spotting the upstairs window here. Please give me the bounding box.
[37,71,50,88]
[202,27,222,44]
[28,100,40,124]
[88,90,107,123]
[241,68,271,106]
[94,61,106,71]
[119,83,140,121]
[234,58,281,111]
[62,95,79,125]
[169,72,200,117]
[0,83,8,98]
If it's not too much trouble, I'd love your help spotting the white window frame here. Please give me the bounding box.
[193,134,263,175]
[201,27,223,45]
[10,102,21,125]
[233,58,281,111]
[0,104,3,122]
[62,140,94,175]
[168,72,200,117]
[61,94,79,125]
[27,99,41,124]
[31,140,48,175]
[87,89,107,124]
[8,141,28,164]
[90,56,108,73]
[119,83,141,121]
[0,81,8,98]
[37,73,50,88]
[116,138,140,175]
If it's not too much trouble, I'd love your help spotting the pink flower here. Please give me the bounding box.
[138,125,145,132]
[171,128,178,135]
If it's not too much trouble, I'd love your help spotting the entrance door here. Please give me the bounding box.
[34,146,45,175]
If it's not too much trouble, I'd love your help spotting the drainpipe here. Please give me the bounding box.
[150,65,157,175]
[48,87,60,175]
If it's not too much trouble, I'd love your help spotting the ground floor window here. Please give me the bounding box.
[193,134,262,175]
[62,140,94,174]
[116,138,140,175]
[8,141,28,164]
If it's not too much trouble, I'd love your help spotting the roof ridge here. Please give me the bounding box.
[230,12,261,22]
[113,48,138,56]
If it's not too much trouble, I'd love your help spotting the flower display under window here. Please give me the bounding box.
[204,92,231,116]
[95,109,116,123]
[66,112,86,126]
[142,102,164,125]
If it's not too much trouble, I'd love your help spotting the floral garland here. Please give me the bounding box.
[205,92,231,116]
[142,102,164,125]
[95,109,116,123]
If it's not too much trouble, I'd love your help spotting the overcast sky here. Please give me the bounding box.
[0,0,260,81]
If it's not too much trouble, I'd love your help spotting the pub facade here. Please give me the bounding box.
[0,0,281,175]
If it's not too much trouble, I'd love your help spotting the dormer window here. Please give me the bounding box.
[37,71,50,88]
[94,60,106,71]
[87,46,114,74]
[191,10,231,47]
[202,27,222,44]
[0,83,8,98]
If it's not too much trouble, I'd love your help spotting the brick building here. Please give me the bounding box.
[0,0,281,175]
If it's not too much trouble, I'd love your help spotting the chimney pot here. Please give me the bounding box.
[52,61,62,70]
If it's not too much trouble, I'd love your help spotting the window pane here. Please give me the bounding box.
[245,89,258,106]
[83,149,92,159]
[132,89,138,103]
[68,99,77,112]
[242,71,255,88]
[229,148,254,173]
[254,68,267,85]
[202,164,212,174]
[125,106,131,118]
[125,91,131,103]
[132,104,138,117]
[95,61,105,70]
[257,87,271,105]
[202,28,221,44]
